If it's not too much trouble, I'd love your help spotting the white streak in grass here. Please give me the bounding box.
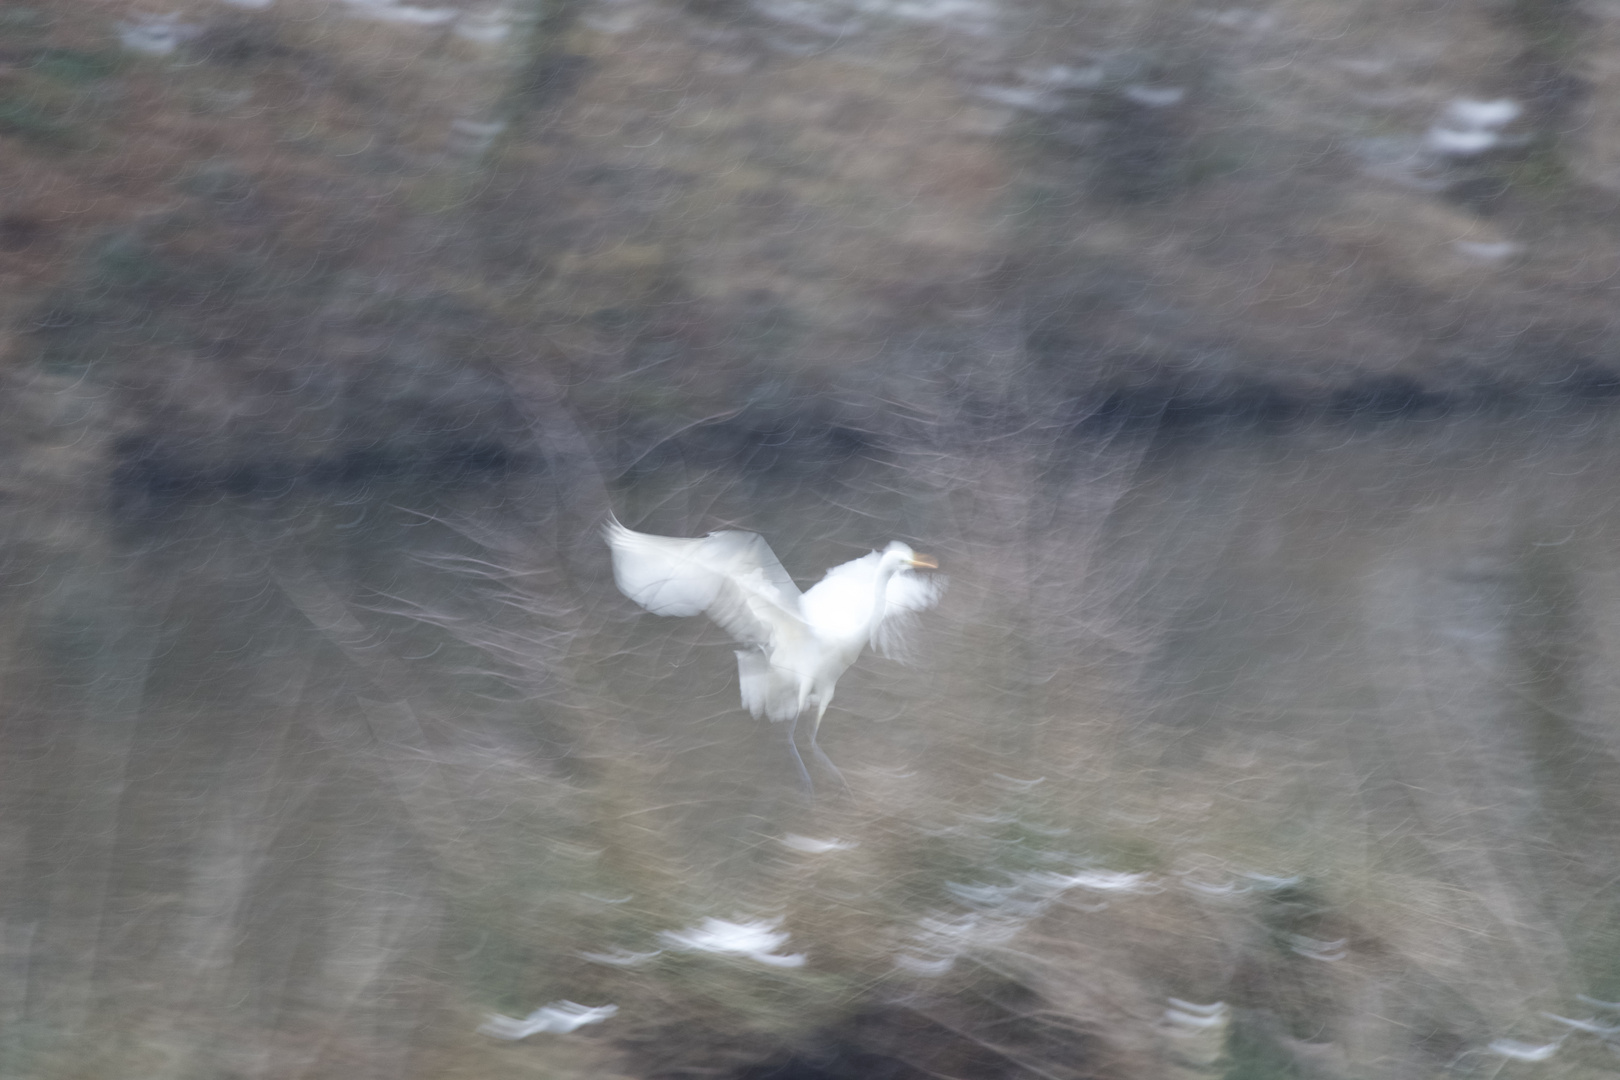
[752,0,996,36]
[1487,1038,1561,1062]
[660,917,806,967]
[1427,98,1523,157]
[117,15,202,56]
[579,947,662,967]
[1543,1013,1620,1037]
[1017,65,1104,90]
[1454,241,1523,263]
[780,834,858,853]
[342,0,459,25]
[1428,129,1498,155]
[1243,873,1301,889]
[1288,934,1348,962]
[1448,98,1521,128]
[449,118,507,156]
[1034,869,1159,893]
[894,953,955,976]
[454,7,513,42]
[899,864,1158,974]
[479,1001,618,1040]
[973,86,1057,112]
[452,120,507,138]
[1123,85,1184,107]
[1166,1000,1228,1030]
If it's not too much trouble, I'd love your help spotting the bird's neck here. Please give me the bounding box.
[866,564,898,641]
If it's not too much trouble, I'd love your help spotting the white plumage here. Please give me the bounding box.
[604,517,943,790]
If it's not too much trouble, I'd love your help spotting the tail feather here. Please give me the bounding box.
[735,650,802,722]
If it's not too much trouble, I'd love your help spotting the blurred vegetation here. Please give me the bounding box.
[6,0,1620,1077]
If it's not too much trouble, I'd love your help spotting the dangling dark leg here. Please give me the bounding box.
[806,702,850,794]
[782,712,814,795]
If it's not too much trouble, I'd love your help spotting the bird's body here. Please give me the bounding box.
[604,518,942,790]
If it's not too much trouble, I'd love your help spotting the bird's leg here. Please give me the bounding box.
[806,702,850,794]
[781,713,814,795]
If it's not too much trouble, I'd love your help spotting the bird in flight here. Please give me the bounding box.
[604,518,943,792]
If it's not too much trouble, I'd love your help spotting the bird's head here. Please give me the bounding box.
[882,541,938,571]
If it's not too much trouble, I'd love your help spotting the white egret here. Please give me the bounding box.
[604,518,943,791]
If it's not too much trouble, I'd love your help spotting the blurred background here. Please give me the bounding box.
[5,0,1620,1076]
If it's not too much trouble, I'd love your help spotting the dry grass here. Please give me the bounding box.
[4,0,1620,1076]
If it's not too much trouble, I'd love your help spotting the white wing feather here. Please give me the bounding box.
[800,551,945,657]
[608,523,943,729]
[874,569,946,658]
[735,649,802,721]
[604,519,804,649]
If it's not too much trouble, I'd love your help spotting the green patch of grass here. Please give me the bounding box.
[0,1018,62,1080]
[30,47,122,83]
[87,231,273,306]
[1571,895,1620,1002]
[1081,827,1166,874]
[1507,0,1582,59]
[1503,144,1572,197]
[1224,1020,1307,1080]
[89,234,177,291]
[0,96,75,145]
[1181,139,1249,186]
[0,5,46,33]
[0,46,122,148]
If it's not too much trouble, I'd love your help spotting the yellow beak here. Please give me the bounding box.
[909,554,939,569]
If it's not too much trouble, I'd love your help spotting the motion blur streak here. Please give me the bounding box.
[6,0,1620,1073]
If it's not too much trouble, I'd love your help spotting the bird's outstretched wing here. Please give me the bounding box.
[801,551,945,658]
[871,568,946,658]
[604,518,804,649]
